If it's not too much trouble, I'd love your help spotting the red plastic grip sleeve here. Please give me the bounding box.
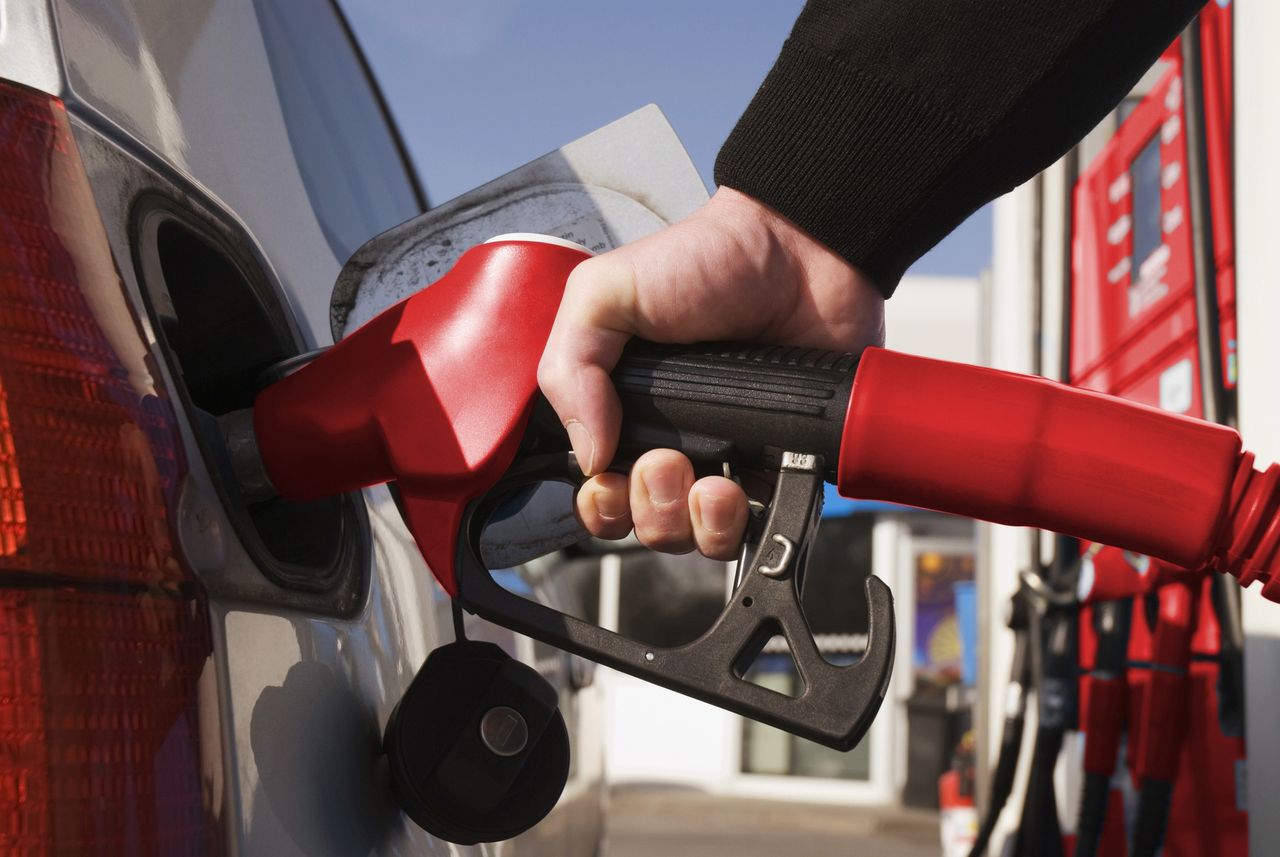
[837,348,1242,571]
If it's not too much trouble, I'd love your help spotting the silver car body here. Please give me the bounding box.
[0,1,612,854]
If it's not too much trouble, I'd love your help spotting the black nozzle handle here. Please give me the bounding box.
[527,340,858,479]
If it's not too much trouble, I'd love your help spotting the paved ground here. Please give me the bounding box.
[603,786,941,857]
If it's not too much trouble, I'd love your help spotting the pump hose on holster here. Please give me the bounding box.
[1014,563,1078,857]
[968,581,1034,857]
[1073,597,1133,857]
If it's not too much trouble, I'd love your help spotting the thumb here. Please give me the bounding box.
[537,255,636,476]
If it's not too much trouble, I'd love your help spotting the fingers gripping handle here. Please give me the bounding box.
[455,455,894,751]
[837,348,1280,600]
[470,344,886,752]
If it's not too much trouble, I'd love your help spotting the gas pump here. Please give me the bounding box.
[1070,9,1235,416]
[1067,5,1244,855]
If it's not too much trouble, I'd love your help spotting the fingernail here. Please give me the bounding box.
[565,420,596,475]
[698,494,734,535]
[640,466,683,505]
[592,486,628,521]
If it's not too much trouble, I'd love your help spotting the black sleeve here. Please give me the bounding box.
[714,0,1206,296]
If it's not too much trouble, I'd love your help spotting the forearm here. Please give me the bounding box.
[716,0,1206,296]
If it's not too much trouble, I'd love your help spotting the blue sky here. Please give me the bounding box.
[340,0,991,278]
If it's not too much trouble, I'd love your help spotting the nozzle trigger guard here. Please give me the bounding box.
[455,451,895,751]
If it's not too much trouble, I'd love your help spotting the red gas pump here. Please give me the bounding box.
[1072,54,1206,413]
[1071,6,1235,414]
[1068,5,1243,855]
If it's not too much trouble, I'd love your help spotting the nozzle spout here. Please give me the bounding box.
[217,408,277,504]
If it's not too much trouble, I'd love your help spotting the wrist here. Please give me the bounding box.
[706,186,878,294]
[705,187,885,349]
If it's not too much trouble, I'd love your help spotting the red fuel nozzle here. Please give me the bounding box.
[1133,579,1197,785]
[252,238,593,594]
[253,240,1280,604]
[1080,545,1199,604]
[837,348,1280,601]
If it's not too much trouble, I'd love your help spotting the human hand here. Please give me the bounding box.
[537,187,885,559]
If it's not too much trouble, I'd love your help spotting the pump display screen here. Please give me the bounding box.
[1130,134,1163,273]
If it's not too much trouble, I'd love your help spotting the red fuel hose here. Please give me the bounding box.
[1130,579,1197,857]
[1074,596,1130,857]
[839,348,1280,601]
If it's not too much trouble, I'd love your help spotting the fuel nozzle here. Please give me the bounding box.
[215,349,330,506]
[1216,454,1280,599]
[217,408,277,504]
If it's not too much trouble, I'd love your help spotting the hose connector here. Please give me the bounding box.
[1216,454,1280,601]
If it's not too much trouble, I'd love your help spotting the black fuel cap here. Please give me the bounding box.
[384,640,570,844]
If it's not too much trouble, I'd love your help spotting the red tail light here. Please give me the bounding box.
[0,81,220,853]
[0,385,22,557]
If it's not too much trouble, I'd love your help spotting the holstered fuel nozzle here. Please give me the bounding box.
[246,236,1280,752]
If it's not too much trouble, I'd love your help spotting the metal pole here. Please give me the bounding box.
[1182,24,1227,427]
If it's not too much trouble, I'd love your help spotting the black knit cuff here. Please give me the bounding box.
[715,40,977,297]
